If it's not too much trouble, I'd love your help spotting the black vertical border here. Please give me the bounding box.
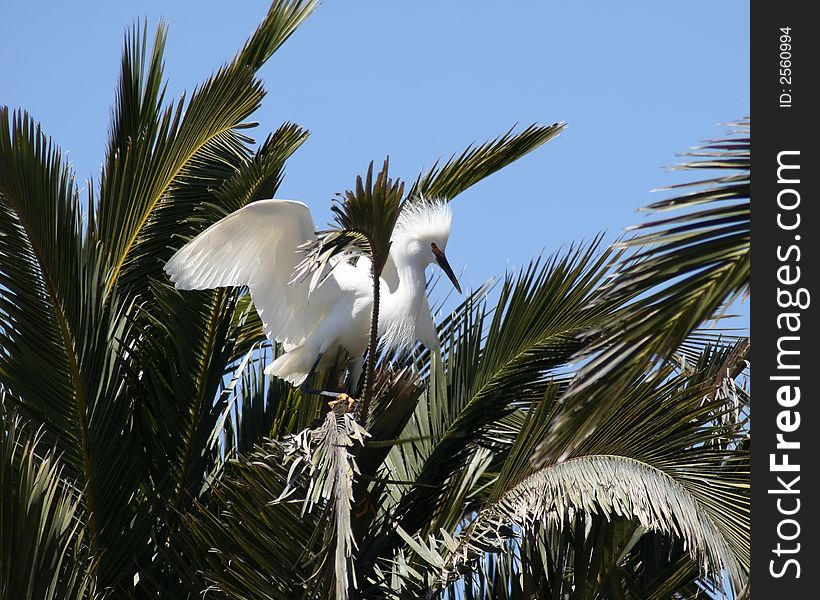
[751,1,817,595]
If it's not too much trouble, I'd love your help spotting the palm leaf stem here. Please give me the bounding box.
[361,262,380,422]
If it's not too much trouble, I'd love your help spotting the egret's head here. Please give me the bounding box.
[392,198,461,293]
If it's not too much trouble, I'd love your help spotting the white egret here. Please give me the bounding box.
[164,198,460,393]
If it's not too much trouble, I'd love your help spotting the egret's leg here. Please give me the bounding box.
[346,357,363,396]
[299,353,345,399]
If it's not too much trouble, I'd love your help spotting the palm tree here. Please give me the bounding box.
[0,2,749,599]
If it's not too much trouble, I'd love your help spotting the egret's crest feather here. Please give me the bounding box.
[393,197,452,246]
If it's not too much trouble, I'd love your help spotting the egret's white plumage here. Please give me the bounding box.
[164,198,459,388]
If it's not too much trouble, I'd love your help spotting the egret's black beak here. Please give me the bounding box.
[432,247,462,294]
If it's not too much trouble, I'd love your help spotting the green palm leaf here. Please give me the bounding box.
[398,343,749,597]
[398,243,618,529]
[178,439,325,599]
[0,108,88,477]
[0,108,148,589]
[2,3,317,592]
[127,132,311,591]
[356,242,621,581]
[537,119,750,463]
[96,0,317,299]
[0,406,95,599]
[408,122,566,201]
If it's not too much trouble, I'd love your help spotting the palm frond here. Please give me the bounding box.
[96,1,317,298]
[675,326,745,367]
[130,283,243,512]
[0,108,149,589]
[282,407,369,600]
[355,243,620,582]
[408,123,566,201]
[295,159,405,287]
[355,365,424,486]
[394,242,618,534]
[538,119,750,462]
[559,350,750,581]
[296,159,406,414]
[615,532,706,599]
[178,439,325,599]
[179,400,373,600]
[0,107,88,478]
[441,454,743,588]
[213,122,310,214]
[128,118,309,514]
[0,406,95,599]
[215,345,298,456]
[391,342,749,597]
[116,102,309,594]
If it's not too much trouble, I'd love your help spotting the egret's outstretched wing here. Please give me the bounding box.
[165,199,318,347]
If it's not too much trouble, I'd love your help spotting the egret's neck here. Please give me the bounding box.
[383,251,427,309]
[379,250,430,350]
[396,250,428,287]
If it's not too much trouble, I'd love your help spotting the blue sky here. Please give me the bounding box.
[1,1,749,321]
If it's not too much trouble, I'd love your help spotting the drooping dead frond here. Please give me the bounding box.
[283,407,370,600]
[440,454,744,589]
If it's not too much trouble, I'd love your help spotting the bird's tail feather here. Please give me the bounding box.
[265,347,312,386]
